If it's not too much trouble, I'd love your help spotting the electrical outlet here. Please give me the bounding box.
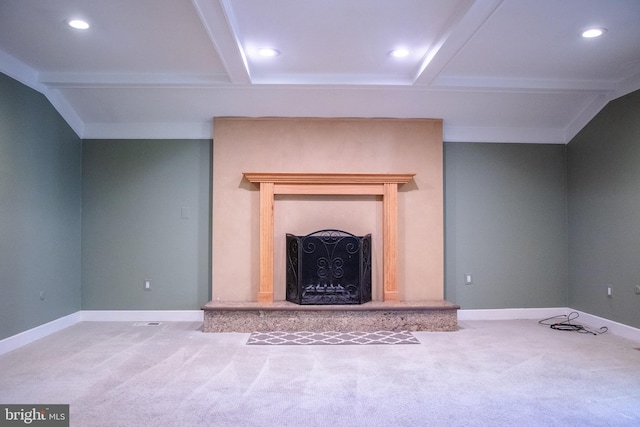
[144,280,152,291]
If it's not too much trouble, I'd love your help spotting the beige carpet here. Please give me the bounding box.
[1,319,639,426]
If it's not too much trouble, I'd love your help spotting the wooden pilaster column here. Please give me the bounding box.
[257,181,274,302]
[383,182,399,301]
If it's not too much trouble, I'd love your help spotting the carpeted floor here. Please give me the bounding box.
[1,319,639,426]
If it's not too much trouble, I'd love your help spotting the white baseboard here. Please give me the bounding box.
[0,310,204,356]
[458,307,640,343]
[570,310,640,343]
[0,312,82,356]
[79,310,204,322]
[458,307,570,321]
[2,308,637,356]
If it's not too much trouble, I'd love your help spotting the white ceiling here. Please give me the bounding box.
[1,0,639,143]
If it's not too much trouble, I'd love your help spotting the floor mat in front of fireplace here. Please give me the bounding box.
[246,331,420,345]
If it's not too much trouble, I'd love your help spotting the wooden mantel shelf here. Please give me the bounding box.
[243,172,415,303]
[244,172,415,185]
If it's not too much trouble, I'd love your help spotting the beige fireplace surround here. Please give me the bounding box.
[211,117,444,303]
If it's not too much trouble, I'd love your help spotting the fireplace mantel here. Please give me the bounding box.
[244,172,415,302]
[243,172,415,185]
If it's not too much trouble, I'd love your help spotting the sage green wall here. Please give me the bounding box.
[444,142,568,309]
[567,89,640,329]
[4,67,639,335]
[0,73,81,340]
[81,139,211,310]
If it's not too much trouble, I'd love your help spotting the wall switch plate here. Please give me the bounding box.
[144,280,152,291]
[465,274,473,285]
[181,207,190,219]
[607,286,612,297]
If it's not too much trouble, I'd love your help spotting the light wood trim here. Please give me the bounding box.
[245,172,414,302]
[274,183,385,195]
[383,183,399,301]
[244,172,414,185]
[258,182,274,302]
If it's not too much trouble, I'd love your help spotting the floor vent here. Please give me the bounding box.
[133,322,162,326]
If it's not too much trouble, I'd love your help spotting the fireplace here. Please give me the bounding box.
[286,229,372,305]
[242,172,415,302]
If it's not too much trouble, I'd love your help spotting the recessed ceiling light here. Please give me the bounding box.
[68,19,90,30]
[581,28,606,38]
[257,48,280,57]
[390,48,410,58]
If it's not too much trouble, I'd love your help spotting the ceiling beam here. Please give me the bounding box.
[413,0,504,85]
[191,0,251,84]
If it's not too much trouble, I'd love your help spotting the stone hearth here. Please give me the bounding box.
[202,300,459,333]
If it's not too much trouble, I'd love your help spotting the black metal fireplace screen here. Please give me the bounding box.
[286,229,372,305]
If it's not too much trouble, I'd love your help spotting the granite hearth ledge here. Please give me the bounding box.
[202,300,457,311]
[201,300,459,333]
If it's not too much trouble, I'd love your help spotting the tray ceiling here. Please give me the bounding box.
[0,0,639,143]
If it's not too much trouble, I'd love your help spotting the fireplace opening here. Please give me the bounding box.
[286,229,372,305]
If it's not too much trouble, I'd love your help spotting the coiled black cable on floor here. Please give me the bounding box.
[538,311,608,335]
